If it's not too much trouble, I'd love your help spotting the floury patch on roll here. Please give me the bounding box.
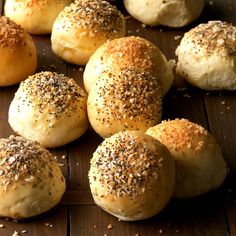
[8,71,88,148]
[146,118,227,199]
[89,131,175,221]
[123,0,204,27]
[4,0,72,34]
[51,0,126,65]
[0,16,36,87]
[0,135,66,219]
[87,67,162,138]
[176,21,236,90]
[84,36,174,96]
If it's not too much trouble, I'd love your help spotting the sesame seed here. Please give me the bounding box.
[12,231,20,236]
[107,224,113,229]
[174,35,182,40]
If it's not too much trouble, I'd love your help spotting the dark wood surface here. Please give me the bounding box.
[0,0,236,235]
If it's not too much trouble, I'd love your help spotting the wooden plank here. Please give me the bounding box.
[163,88,208,129]
[67,129,102,191]
[200,1,236,235]
[204,92,236,178]
[0,0,236,235]
[0,0,3,15]
[0,86,17,138]
[0,206,68,236]
[61,191,94,205]
[70,191,228,236]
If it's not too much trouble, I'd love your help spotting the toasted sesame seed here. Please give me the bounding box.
[12,231,20,236]
[0,136,57,188]
[89,67,162,132]
[89,131,165,197]
[0,16,26,48]
[147,119,211,154]
[14,71,87,123]
[183,21,236,57]
[107,224,113,229]
[59,0,124,38]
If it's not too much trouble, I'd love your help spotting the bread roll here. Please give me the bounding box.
[8,71,88,148]
[84,36,174,96]
[51,0,126,65]
[0,135,66,219]
[89,131,175,221]
[146,118,227,198]
[0,16,36,87]
[123,0,204,27]
[4,0,72,34]
[176,21,236,90]
[87,67,162,138]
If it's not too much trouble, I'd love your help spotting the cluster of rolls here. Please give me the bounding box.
[0,0,235,222]
[4,0,126,65]
[89,119,227,221]
[85,36,174,138]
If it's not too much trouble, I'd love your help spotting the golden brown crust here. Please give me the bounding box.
[0,16,26,47]
[8,71,88,147]
[146,118,227,198]
[147,118,210,153]
[89,131,175,221]
[84,36,174,95]
[105,36,154,70]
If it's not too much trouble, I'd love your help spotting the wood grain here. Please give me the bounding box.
[0,0,236,235]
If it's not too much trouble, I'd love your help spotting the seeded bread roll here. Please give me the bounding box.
[89,131,175,221]
[8,71,88,148]
[4,0,72,34]
[0,16,36,87]
[51,0,126,65]
[84,36,174,96]
[123,0,204,27]
[176,21,236,90]
[0,135,66,219]
[146,118,227,198]
[87,67,162,138]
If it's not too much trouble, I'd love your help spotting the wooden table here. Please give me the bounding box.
[0,0,236,235]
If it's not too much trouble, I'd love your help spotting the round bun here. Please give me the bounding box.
[123,0,204,27]
[0,16,36,87]
[176,21,236,90]
[146,118,227,199]
[84,36,174,96]
[4,0,72,34]
[51,0,126,65]
[89,130,175,221]
[0,135,66,219]
[87,67,162,138]
[8,71,88,148]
